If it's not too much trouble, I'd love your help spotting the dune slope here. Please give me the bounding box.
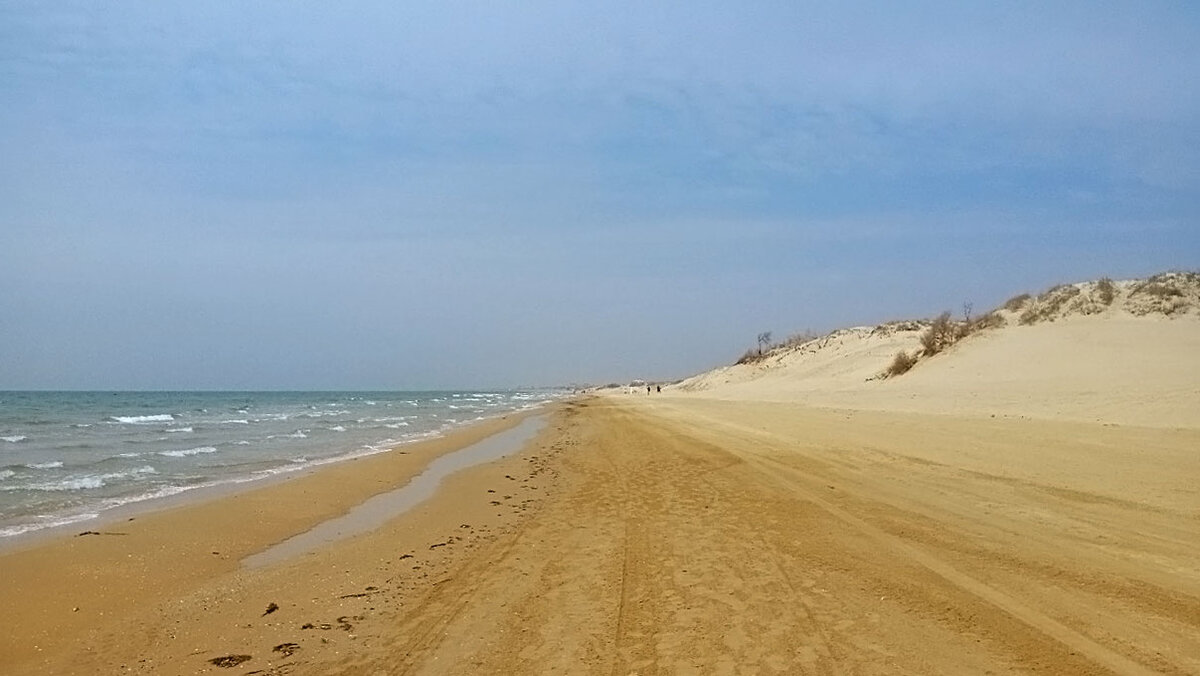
[675,273,1200,428]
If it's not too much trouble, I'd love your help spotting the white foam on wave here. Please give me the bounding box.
[220,419,250,425]
[0,470,14,480]
[28,461,63,469]
[268,431,308,440]
[44,476,103,491]
[328,425,346,432]
[111,414,175,424]
[101,484,194,509]
[2,435,28,443]
[256,463,309,477]
[270,435,414,473]
[0,511,101,538]
[302,409,349,419]
[165,427,193,433]
[159,446,218,458]
[4,466,157,492]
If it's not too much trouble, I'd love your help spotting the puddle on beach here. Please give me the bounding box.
[243,415,546,568]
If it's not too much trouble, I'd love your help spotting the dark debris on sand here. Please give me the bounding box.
[209,654,252,668]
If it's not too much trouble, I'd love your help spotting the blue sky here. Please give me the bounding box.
[2,1,1198,389]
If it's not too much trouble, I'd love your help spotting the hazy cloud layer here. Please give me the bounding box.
[2,2,1198,388]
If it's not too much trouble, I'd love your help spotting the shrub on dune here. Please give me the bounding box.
[887,351,917,376]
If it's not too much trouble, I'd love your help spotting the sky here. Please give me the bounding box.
[2,1,1199,389]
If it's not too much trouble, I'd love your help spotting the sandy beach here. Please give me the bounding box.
[3,293,1200,674]
[0,409,563,674]
[7,3,1199,673]
[3,392,1198,674]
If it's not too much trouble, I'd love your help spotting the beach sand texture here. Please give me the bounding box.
[2,300,1199,673]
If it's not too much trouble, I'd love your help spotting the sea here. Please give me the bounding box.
[0,390,561,540]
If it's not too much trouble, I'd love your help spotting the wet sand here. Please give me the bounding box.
[3,396,1198,674]
[0,409,556,674]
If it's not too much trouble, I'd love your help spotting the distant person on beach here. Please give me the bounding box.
[647,385,652,395]
[656,385,661,393]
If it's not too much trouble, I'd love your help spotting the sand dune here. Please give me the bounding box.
[675,273,1200,429]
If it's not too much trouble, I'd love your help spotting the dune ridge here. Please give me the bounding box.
[673,271,1200,428]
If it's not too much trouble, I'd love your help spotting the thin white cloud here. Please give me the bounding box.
[2,1,1198,387]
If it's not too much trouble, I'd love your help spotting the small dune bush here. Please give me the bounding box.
[1135,282,1183,298]
[1096,277,1116,305]
[887,351,917,376]
[1003,294,1031,311]
[968,311,1005,332]
[1020,284,1082,324]
[736,348,764,365]
[920,312,956,355]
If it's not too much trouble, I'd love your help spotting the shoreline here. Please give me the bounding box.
[2,395,1195,673]
[0,401,555,555]
[0,402,563,673]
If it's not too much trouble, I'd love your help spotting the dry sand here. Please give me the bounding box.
[2,393,1196,674]
[677,315,1200,429]
[2,311,1198,674]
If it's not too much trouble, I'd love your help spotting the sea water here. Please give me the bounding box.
[0,391,560,539]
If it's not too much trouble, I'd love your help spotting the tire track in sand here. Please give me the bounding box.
[642,401,1162,676]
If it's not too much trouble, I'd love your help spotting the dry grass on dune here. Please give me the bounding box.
[701,271,1200,385]
[670,271,1200,428]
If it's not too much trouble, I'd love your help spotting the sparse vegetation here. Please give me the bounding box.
[887,351,917,376]
[1124,272,1199,316]
[722,270,1197,377]
[1134,282,1183,298]
[1003,294,1031,311]
[1096,277,1116,305]
[968,311,1005,332]
[756,331,773,356]
[735,331,779,365]
[782,330,819,347]
[733,328,823,365]
[870,320,927,337]
[920,312,957,355]
[899,307,1003,367]
[736,347,764,365]
[1020,284,1082,324]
